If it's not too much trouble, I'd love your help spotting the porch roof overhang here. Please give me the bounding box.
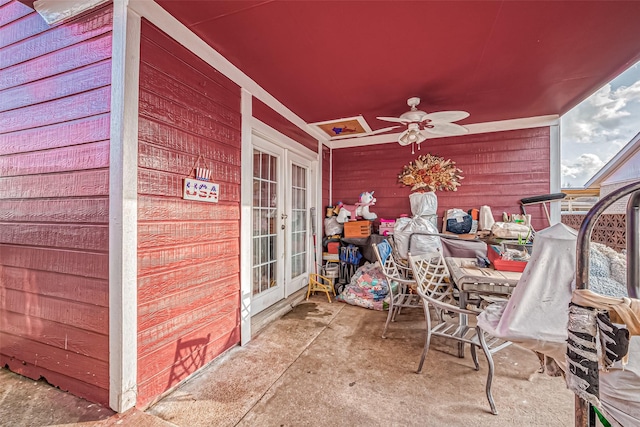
[584,131,640,189]
[152,1,640,145]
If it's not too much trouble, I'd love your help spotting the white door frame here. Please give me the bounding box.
[250,134,286,314]
[240,116,318,330]
[285,152,314,297]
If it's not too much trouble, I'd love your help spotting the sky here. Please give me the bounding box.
[560,60,640,188]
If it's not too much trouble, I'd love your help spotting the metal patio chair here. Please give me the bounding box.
[409,251,511,415]
[372,238,421,339]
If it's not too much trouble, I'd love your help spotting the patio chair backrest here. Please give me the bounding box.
[372,239,415,288]
[372,239,394,270]
[373,238,422,339]
[409,250,510,416]
[408,251,453,302]
[387,235,405,262]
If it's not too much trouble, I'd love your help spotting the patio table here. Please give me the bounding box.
[444,257,523,357]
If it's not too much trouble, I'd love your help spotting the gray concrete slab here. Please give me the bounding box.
[0,299,574,426]
[0,368,112,427]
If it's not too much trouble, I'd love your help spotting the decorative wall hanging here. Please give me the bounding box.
[183,155,219,203]
[398,153,463,192]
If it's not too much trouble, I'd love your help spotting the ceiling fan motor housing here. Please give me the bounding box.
[399,110,427,123]
[407,97,421,108]
[399,97,428,122]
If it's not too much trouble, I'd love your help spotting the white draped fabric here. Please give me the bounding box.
[477,223,640,427]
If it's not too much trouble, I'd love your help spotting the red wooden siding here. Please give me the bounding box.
[0,1,112,405]
[252,97,318,152]
[332,127,551,231]
[137,20,242,408]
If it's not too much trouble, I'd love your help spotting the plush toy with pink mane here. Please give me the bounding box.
[336,191,377,223]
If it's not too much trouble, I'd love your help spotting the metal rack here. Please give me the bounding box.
[573,180,640,426]
[520,192,567,226]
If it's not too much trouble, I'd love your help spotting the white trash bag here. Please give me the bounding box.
[393,192,442,259]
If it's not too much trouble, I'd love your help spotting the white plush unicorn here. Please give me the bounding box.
[336,191,377,223]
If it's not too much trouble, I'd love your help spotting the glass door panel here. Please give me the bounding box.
[289,163,308,280]
[251,146,284,312]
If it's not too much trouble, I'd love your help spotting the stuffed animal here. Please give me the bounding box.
[336,191,377,223]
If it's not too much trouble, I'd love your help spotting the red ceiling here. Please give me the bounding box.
[156,1,640,134]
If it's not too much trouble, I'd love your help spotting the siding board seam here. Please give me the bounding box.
[137,275,240,306]
[0,242,108,254]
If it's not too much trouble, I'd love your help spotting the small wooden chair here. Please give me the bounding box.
[306,273,336,302]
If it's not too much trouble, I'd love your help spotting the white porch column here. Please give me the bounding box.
[550,123,562,224]
[240,89,253,345]
[109,0,140,412]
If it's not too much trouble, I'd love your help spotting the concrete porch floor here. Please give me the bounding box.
[1,298,574,426]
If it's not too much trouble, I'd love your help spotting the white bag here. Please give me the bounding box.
[479,205,495,231]
[409,191,437,216]
[393,192,441,259]
[393,216,441,259]
[324,217,343,236]
[490,221,530,239]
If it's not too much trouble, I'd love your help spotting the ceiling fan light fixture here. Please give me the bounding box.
[398,123,426,146]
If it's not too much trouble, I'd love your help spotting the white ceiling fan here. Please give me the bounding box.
[377,97,469,151]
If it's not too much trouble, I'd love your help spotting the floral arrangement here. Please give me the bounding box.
[398,153,464,192]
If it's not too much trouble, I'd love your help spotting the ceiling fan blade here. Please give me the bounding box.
[424,122,469,136]
[376,116,411,124]
[422,111,470,123]
[357,125,401,137]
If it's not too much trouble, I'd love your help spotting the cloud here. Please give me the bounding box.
[617,79,640,102]
[562,80,640,146]
[561,153,605,186]
[561,62,640,187]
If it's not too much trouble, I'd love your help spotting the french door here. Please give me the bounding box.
[251,135,312,314]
